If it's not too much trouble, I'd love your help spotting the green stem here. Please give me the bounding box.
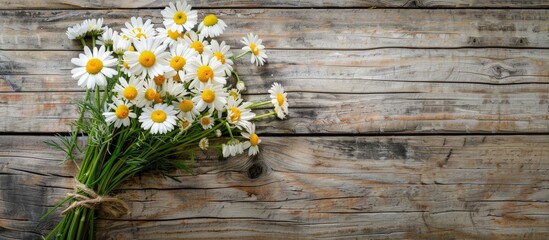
[231,70,241,83]
[230,50,250,61]
[95,85,101,110]
[225,122,234,139]
[67,208,80,239]
[65,89,91,162]
[247,100,271,109]
[252,111,277,120]
[92,37,96,48]
[80,38,87,48]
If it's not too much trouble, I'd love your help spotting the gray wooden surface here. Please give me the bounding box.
[1,1,548,239]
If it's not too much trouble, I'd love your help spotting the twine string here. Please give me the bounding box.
[62,179,130,218]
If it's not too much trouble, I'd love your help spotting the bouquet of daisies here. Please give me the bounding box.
[43,1,288,239]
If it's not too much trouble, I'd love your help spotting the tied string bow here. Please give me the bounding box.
[62,179,130,218]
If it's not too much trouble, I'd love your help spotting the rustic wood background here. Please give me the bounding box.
[1,0,549,239]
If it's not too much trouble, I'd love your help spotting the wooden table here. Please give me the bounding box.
[1,1,549,239]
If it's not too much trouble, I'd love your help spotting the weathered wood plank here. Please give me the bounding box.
[1,135,548,239]
[3,88,549,134]
[1,9,548,50]
[3,49,549,92]
[1,0,549,9]
[2,49,549,133]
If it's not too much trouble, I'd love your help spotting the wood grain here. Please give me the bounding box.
[3,88,549,134]
[2,49,548,133]
[2,2,549,239]
[1,9,548,51]
[1,135,548,239]
[1,0,549,9]
[3,48,549,92]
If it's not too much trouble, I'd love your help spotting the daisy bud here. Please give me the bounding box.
[236,81,246,91]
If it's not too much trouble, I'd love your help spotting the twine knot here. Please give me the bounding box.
[62,179,130,218]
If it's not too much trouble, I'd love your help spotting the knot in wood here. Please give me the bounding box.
[248,163,264,179]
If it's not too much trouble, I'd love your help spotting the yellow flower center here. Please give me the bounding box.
[153,75,165,85]
[135,32,147,39]
[173,73,181,82]
[132,27,142,34]
[250,43,260,56]
[229,91,239,99]
[201,117,210,126]
[173,11,187,25]
[123,61,130,69]
[197,66,214,83]
[190,41,204,54]
[203,14,218,27]
[179,99,194,112]
[138,50,156,68]
[151,110,167,123]
[128,45,135,52]
[145,88,156,101]
[277,93,285,106]
[180,119,191,130]
[167,29,181,40]
[123,86,138,100]
[250,133,259,146]
[213,51,225,64]
[86,58,103,74]
[230,107,241,122]
[154,92,163,104]
[170,56,186,71]
[115,105,129,119]
[201,89,215,103]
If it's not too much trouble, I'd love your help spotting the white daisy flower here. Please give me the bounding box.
[139,79,161,107]
[66,23,87,40]
[97,28,116,47]
[161,1,198,32]
[121,17,156,41]
[241,33,268,66]
[121,58,133,76]
[182,31,211,55]
[199,138,209,150]
[125,37,170,79]
[199,115,214,129]
[215,129,222,137]
[156,27,184,47]
[268,82,289,119]
[185,55,226,88]
[222,139,244,158]
[112,34,131,55]
[176,98,200,121]
[139,103,178,134]
[179,117,193,132]
[103,98,136,128]
[162,78,187,99]
[82,18,104,35]
[226,97,255,130]
[209,40,234,76]
[191,83,228,113]
[241,123,261,156]
[71,46,118,89]
[198,14,227,38]
[114,76,144,104]
[228,88,241,100]
[165,42,198,82]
